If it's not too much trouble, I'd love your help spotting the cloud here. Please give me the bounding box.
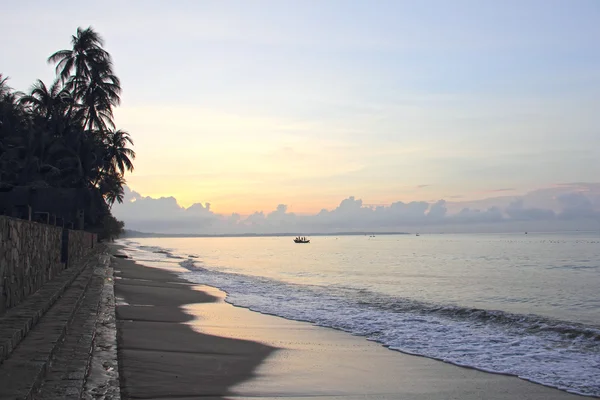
[115,187,222,232]
[484,188,515,193]
[112,183,600,234]
[505,199,556,221]
[556,192,599,219]
[427,200,448,220]
[453,207,504,223]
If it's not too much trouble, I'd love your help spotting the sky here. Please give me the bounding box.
[2,1,600,233]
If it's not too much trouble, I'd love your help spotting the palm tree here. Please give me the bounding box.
[47,27,110,84]
[4,27,133,235]
[0,76,27,185]
[19,79,73,135]
[0,74,21,135]
[19,79,63,119]
[17,79,78,182]
[72,68,121,132]
[104,129,135,175]
[48,26,118,138]
[0,74,11,97]
[98,170,125,208]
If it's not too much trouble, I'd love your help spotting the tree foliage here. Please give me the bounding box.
[0,26,133,235]
[102,214,125,240]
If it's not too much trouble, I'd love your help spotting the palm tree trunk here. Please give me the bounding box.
[83,113,91,132]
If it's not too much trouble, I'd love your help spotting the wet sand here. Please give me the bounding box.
[113,256,273,399]
[113,250,589,400]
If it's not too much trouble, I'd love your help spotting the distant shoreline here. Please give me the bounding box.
[122,230,411,238]
[121,229,599,239]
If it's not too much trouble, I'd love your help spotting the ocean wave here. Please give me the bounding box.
[379,297,600,342]
[179,258,205,270]
[150,249,184,259]
[131,245,188,260]
[546,264,599,271]
[179,266,600,397]
[139,245,167,252]
[131,242,600,397]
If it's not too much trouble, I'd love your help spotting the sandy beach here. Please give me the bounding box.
[113,252,590,400]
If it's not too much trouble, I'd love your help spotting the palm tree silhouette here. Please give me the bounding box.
[48,27,110,84]
[104,129,135,175]
[1,27,134,237]
[72,68,121,132]
[49,27,120,138]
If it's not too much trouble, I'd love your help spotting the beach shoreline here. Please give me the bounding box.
[112,245,591,399]
[112,250,274,399]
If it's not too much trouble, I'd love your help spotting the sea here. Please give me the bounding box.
[118,232,600,397]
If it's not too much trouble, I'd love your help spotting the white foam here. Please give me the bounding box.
[183,268,600,397]
[128,242,600,397]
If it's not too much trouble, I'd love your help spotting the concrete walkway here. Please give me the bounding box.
[0,247,120,400]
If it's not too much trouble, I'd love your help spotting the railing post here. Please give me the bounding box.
[61,228,69,268]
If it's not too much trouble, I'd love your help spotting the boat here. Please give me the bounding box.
[416,233,420,236]
[294,236,310,243]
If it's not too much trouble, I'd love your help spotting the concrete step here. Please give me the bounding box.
[0,251,103,400]
[0,253,97,366]
[35,257,110,399]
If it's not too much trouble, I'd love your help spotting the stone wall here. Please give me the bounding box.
[0,216,97,315]
[67,229,96,268]
[0,216,63,314]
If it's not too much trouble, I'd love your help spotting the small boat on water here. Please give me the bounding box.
[294,236,310,243]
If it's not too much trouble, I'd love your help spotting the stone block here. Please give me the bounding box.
[0,216,66,314]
